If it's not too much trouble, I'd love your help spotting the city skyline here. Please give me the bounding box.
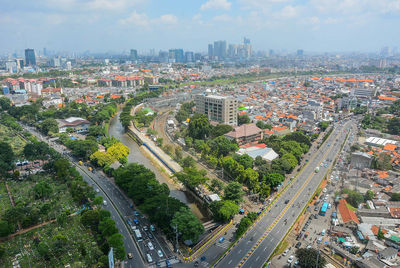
[1,0,400,54]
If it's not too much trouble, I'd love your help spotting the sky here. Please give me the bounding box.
[1,0,400,54]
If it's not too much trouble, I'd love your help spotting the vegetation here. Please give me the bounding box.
[113,163,203,242]
[237,114,250,125]
[372,152,392,170]
[175,101,195,123]
[235,212,258,238]
[296,248,327,268]
[341,188,364,208]
[256,120,272,130]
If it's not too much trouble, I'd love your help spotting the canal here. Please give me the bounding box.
[108,112,207,221]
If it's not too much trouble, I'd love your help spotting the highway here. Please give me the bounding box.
[216,119,357,268]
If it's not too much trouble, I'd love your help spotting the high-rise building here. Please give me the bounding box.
[185,51,194,63]
[169,49,184,63]
[6,61,17,73]
[213,40,227,60]
[208,44,213,59]
[194,53,202,61]
[244,37,250,45]
[15,59,24,70]
[297,49,304,56]
[195,94,238,125]
[43,47,47,56]
[130,49,138,61]
[25,48,36,66]
[159,51,169,63]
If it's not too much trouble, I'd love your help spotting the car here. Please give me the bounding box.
[317,237,322,244]
[148,242,154,250]
[103,200,107,206]
[134,210,140,216]
[283,249,289,256]
[150,225,155,232]
[146,254,153,263]
[282,249,289,256]
[323,188,327,193]
[127,253,133,259]
[285,200,290,204]
[288,255,294,264]
[166,260,172,268]
[96,188,100,193]
[314,206,319,211]
[295,242,301,249]
[219,237,225,243]
[143,226,149,231]
[307,244,312,249]
[314,214,318,219]
[157,250,163,258]
[148,232,153,239]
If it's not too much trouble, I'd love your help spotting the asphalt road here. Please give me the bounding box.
[216,119,357,268]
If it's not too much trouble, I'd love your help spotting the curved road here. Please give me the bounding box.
[215,119,357,268]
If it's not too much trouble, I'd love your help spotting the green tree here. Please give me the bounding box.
[256,121,272,130]
[210,179,224,193]
[0,97,11,111]
[188,114,211,139]
[238,168,259,191]
[377,227,385,240]
[81,209,100,229]
[319,121,329,131]
[224,182,244,204]
[281,153,298,170]
[217,200,239,222]
[23,141,51,160]
[238,114,250,125]
[372,153,393,170]
[258,182,271,199]
[175,167,209,189]
[264,173,285,188]
[0,142,15,175]
[283,131,311,147]
[99,217,119,237]
[208,136,238,157]
[56,212,68,226]
[222,156,244,180]
[107,233,126,260]
[234,154,254,169]
[171,207,204,242]
[236,217,252,238]
[174,146,183,160]
[88,125,105,137]
[365,190,374,201]
[39,118,59,135]
[180,156,196,168]
[296,248,327,268]
[33,181,52,199]
[390,193,400,201]
[93,195,104,206]
[0,220,11,237]
[210,124,233,138]
[37,242,50,260]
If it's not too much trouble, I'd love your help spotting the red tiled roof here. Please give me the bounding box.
[338,199,360,224]
[225,124,262,139]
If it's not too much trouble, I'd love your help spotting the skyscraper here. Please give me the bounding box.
[169,49,184,63]
[25,48,36,66]
[43,47,47,57]
[213,40,227,60]
[130,49,138,61]
[243,37,250,45]
[208,44,213,59]
[185,51,194,63]
[297,49,304,56]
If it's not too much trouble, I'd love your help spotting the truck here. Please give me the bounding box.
[315,167,320,173]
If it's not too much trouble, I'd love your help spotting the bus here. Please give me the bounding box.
[134,229,143,241]
[320,202,328,216]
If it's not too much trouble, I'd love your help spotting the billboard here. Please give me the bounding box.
[108,248,114,268]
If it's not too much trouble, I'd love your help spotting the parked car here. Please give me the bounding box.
[283,249,289,256]
[127,253,133,259]
[157,250,163,258]
[288,256,294,264]
[148,242,154,250]
[295,242,301,249]
[146,254,153,263]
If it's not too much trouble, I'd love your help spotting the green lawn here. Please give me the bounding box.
[2,216,104,268]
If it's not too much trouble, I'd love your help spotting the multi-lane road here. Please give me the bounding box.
[216,120,357,268]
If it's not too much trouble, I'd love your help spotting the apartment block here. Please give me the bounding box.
[195,94,238,125]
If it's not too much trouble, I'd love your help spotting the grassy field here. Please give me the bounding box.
[0,124,27,155]
[7,174,80,222]
[2,216,103,268]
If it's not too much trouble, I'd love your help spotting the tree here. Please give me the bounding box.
[188,114,211,139]
[90,151,115,167]
[39,118,59,135]
[283,131,311,147]
[23,141,50,160]
[53,158,71,180]
[37,242,50,260]
[210,124,233,138]
[373,153,392,170]
[0,220,11,237]
[344,189,364,208]
[0,142,15,175]
[93,195,104,206]
[208,136,238,157]
[175,167,208,189]
[107,233,126,260]
[174,146,183,160]
[236,217,252,238]
[388,118,400,135]
[106,142,130,163]
[234,154,254,169]
[56,212,68,226]
[296,248,326,268]
[0,97,11,111]
[281,153,298,170]
[258,182,271,199]
[33,181,52,199]
[391,193,400,201]
[264,173,285,188]
[210,179,224,193]
[271,158,292,174]
[171,207,204,242]
[319,121,329,131]
[238,168,259,191]
[99,218,119,237]
[224,182,244,204]
[238,114,250,125]
[256,121,272,130]
[88,125,105,137]
[377,227,385,240]
[365,190,374,201]
[180,156,196,168]
[81,209,100,228]
[217,200,239,222]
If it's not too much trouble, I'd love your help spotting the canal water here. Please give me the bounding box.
[108,113,207,221]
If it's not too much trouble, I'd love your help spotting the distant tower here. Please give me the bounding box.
[25,49,36,66]
[43,47,47,57]
[243,37,250,45]
[130,49,138,61]
[297,49,304,56]
[208,44,213,59]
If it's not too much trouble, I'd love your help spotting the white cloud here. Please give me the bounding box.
[277,5,298,18]
[119,11,150,27]
[212,14,232,22]
[201,0,232,11]
[158,14,178,25]
[45,0,146,12]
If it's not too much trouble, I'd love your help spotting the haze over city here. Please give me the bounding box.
[2,0,400,53]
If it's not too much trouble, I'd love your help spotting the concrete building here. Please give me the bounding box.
[195,94,238,125]
[351,152,373,169]
[56,117,90,133]
[24,48,36,66]
[351,88,377,98]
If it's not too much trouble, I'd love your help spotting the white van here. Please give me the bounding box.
[146,253,153,263]
[321,229,326,236]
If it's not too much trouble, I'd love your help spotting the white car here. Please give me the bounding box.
[103,200,107,206]
[288,255,294,264]
[283,249,289,256]
[148,242,154,250]
[157,250,163,258]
